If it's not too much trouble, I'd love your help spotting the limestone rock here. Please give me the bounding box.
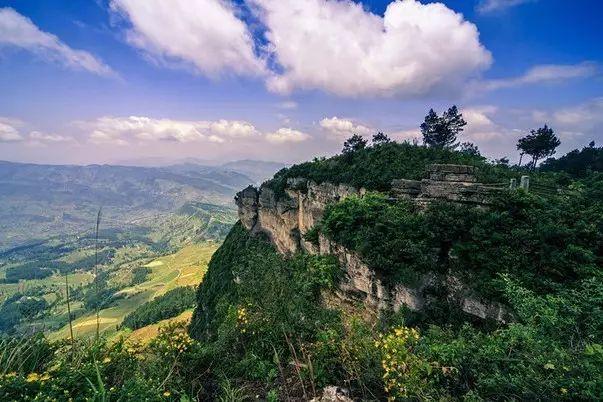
[235,164,510,322]
[310,386,353,402]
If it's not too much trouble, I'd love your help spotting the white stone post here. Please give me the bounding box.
[520,176,530,191]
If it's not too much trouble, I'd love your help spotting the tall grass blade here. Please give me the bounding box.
[94,207,102,340]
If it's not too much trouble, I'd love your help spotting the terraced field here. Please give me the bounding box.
[50,243,217,339]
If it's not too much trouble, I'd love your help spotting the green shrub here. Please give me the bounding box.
[122,286,196,330]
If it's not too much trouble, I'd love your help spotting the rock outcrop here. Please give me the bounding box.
[391,164,497,204]
[235,164,510,322]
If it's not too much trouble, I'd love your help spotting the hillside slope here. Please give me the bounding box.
[189,142,603,400]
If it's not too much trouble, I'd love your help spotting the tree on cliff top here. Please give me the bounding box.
[342,134,368,154]
[516,125,561,168]
[421,105,467,149]
[372,132,391,145]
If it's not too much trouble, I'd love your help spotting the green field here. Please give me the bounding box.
[50,243,217,339]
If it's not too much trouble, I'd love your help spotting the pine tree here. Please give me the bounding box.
[516,125,561,168]
[420,106,467,149]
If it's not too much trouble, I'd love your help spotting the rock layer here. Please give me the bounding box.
[235,165,509,322]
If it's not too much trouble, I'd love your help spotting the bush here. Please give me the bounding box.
[189,223,344,393]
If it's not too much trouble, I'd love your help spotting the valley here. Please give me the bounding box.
[0,159,283,338]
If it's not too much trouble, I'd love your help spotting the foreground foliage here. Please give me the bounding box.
[0,322,208,401]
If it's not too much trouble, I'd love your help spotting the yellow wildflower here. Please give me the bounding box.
[26,373,40,383]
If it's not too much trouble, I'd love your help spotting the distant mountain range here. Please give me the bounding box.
[0,160,284,251]
[113,157,287,182]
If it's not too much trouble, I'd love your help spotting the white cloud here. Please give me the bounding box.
[319,117,373,139]
[110,0,265,77]
[462,106,515,141]
[0,117,24,142]
[476,0,535,14]
[0,8,115,76]
[265,128,310,143]
[80,116,263,145]
[79,116,313,146]
[254,0,491,97]
[533,98,603,141]
[479,62,598,91]
[28,131,74,143]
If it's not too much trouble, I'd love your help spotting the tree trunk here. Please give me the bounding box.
[518,153,524,167]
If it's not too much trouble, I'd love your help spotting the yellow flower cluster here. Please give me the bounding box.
[155,323,195,355]
[237,307,249,333]
[25,372,51,383]
[375,326,421,401]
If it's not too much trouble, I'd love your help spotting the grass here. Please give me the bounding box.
[50,243,217,340]
[125,309,194,343]
[0,271,94,299]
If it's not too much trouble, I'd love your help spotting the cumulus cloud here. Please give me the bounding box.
[79,116,262,145]
[0,8,115,76]
[478,62,598,91]
[319,117,373,139]
[78,115,314,146]
[110,0,265,76]
[533,98,603,141]
[254,0,491,97]
[0,117,24,142]
[265,128,310,143]
[462,106,515,141]
[476,0,535,14]
[390,129,421,142]
[108,0,490,97]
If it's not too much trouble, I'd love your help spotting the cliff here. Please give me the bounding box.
[235,164,509,322]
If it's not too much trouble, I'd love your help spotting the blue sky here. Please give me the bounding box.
[0,0,601,165]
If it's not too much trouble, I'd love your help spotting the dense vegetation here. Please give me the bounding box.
[122,286,197,330]
[0,323,207,401]
[541,143,603,177]
[264,141,495,197]
[1,139,601,400]
[0,294,48,333]
[319,186,601,299]
[2,249,115,283]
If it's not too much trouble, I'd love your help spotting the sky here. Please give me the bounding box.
[0,0,601,165]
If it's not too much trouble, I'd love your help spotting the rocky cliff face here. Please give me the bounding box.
[235,165,509,322]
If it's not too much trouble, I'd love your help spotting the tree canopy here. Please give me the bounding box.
[420,105,467,149]
[516,125,561,168]
[541,142,602,177]
[342,134,368,154]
